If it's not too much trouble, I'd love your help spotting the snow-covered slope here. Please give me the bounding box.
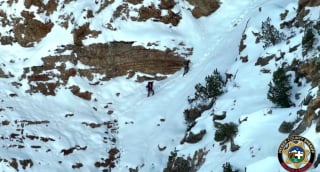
[0,0,320,171]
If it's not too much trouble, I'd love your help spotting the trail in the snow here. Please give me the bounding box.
[114,0,270,171]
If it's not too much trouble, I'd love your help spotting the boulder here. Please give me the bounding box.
[279,121,294,133]
[186,0,220,18]
[184,130,206,144]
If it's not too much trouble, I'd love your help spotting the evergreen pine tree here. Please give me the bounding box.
[267,67,292,107]
[193,69,224,103]
[260,17,285,48]
[194,83,207,102]
[302,27,315,56]
[206,69,224,99]
[222,162,233,172]
[214,122,238,142]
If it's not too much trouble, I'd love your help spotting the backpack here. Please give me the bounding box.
[184,59,190,66]
[147,81,153,89]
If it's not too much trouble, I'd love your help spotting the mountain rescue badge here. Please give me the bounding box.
[278,135,315,172]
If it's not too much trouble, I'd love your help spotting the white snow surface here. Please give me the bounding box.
[0,0,320,171]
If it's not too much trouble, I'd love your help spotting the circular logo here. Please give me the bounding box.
[278,135,316,172]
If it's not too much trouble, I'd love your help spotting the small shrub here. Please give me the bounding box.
[163,151,191,172]
[223,162,232,172]
[279,121,294,133]
[222,162,239,172]
[163,148,209,172]
[214,129,226,142]
[184,108,201,123]
[267,67,292,107]
[214,122,238,143]
[192,69,224,104]
[316,21,320,35]
[260,17,285,48]
[205,69,224,98]
[302,27,315,56]
[129,167,139,172]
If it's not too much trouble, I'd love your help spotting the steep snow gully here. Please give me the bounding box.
[1,0,320,171]
[114,0,300,171]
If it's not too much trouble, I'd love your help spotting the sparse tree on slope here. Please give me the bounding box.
[222,162,240,172]
[260,17,285,48]
[223,162,233,172]
[194,69,224,103]
[267,67,292,107]
[302,26,315,56]
[214,122,238,143]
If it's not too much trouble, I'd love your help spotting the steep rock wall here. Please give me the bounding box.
[22,42,184,96]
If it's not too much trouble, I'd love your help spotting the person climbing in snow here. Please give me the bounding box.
[183,58,191,76]
[146,81,154,97]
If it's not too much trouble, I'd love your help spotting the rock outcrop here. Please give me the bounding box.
[186,0,220,18]
[72,23,101,46]
[134,4,181,26]
[299,0,320,9]
[296,0,320,26]
[24,0,58,15]
[291,92,320,135]
[0,68,9,78]
[299,59,320,87]
[126,0,143,5]
[160,0,176,9]
[22,42,184,96]
[291,59,320,135]
[13,11,54,47]
[182,129,206,144]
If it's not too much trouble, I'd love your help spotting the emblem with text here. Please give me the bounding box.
[278,135,315,172]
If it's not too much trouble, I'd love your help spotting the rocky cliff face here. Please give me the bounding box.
[289,0,320,134]
[1,0,221,46]
[299,0,320,8]
[291,59,320,135]
[0,10,53,47]
[0,0,217,98]
[21,42,185,97]
[0,1,218,171]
